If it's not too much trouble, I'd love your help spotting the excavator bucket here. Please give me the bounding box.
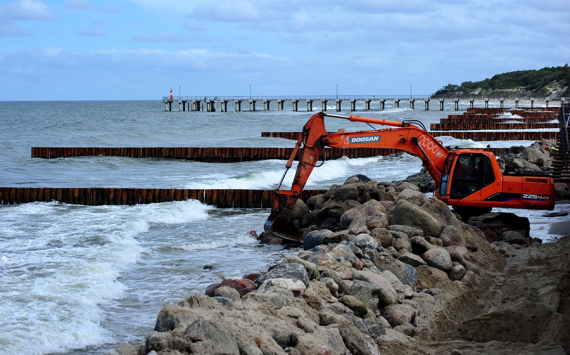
[264,207,303,242]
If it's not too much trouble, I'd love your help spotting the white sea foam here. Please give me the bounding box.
[172,233,258,251]
[0,199,213,355]
[496,112,524,119]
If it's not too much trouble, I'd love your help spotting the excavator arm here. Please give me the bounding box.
[265,112,449,240]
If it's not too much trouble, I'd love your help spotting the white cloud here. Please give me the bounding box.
[0,0,53,21]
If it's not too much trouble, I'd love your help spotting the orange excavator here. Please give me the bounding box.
[265,112,555,241]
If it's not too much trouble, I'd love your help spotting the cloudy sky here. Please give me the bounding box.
[0,0,568,100]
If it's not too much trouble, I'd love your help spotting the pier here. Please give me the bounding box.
[162,95,566,112]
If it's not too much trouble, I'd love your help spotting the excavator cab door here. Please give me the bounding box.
[439,153,455,197]
[448,153,495,200]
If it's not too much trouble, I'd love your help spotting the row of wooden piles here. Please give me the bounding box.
[0,187,327,207]
[31,146,402,161]
[431,107,561,133]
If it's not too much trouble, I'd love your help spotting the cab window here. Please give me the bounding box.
[450,154,495,199]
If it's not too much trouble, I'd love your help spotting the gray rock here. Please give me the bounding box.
[389,230,409,242]
[294,327,346,355]
[353,233,378,249]
[341,295,368,317]
[348,281,379,310]
[339,324,381,355]
[371,228,393,248]
[303,229,334,250]
[448,264,467,281]
[323,277,339,296]
[282,256,321,280]
[374,257,418,290]
[214,287,240,302]
[352,273,398,306]
[332,243,359,268]
[501,230,525,244]
[366,213,389,230]
[392,236,412,254]
[398,252,427,267]
[439,226,465,247]
[382,304,416,327]
[410,236,432,255]
[380,270,406,300]
[391,200,443,237]
[257,278,307,294]
[185,319,240,355]
[335,184,359,200]
[421,248,453,271]
[292,198,309,220]
[395,189,428,206]
[258,263,310,287]
[306,194,324,211]
[395,181,420,192]
[422,198,461,230]
[321,269,347,293]
[389,225,424,238]
[154,304,199,332]
[449,250,481,275]
[340,200,387,229]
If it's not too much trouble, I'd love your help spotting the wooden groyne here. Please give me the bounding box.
[0,187,327,208]
[31,147,403,161]
[262,131,559,142]
[431,123,559,131]
[431,107,561,131]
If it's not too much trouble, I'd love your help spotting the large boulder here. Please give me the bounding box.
[303,229,334,250]
[340,200,387,229]
[395,181,420,192]
[382,304,417,327]
[391,200,443,237]
[422,198,461,230]
[394,189,429,206]
[421,248,453,271]
[374,257,418,290]
[294,327,346,355]
[335,183,360,200]
[439,226,465,247]
[257,263,310,287]
[282,256,321,280]
[292,199,309,220]
[371,227,393,248]
[353,270,398,305]
[388,225,424,238]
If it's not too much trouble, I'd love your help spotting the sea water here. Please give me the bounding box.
[0,100,567,355]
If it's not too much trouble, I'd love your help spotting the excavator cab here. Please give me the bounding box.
[439,151,497,201]
[449,153,496,199]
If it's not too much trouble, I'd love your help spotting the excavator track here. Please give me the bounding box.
[467,212,530,238]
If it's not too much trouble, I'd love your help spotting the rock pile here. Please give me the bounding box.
[109,175,531,355]
[497,138,557,172]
